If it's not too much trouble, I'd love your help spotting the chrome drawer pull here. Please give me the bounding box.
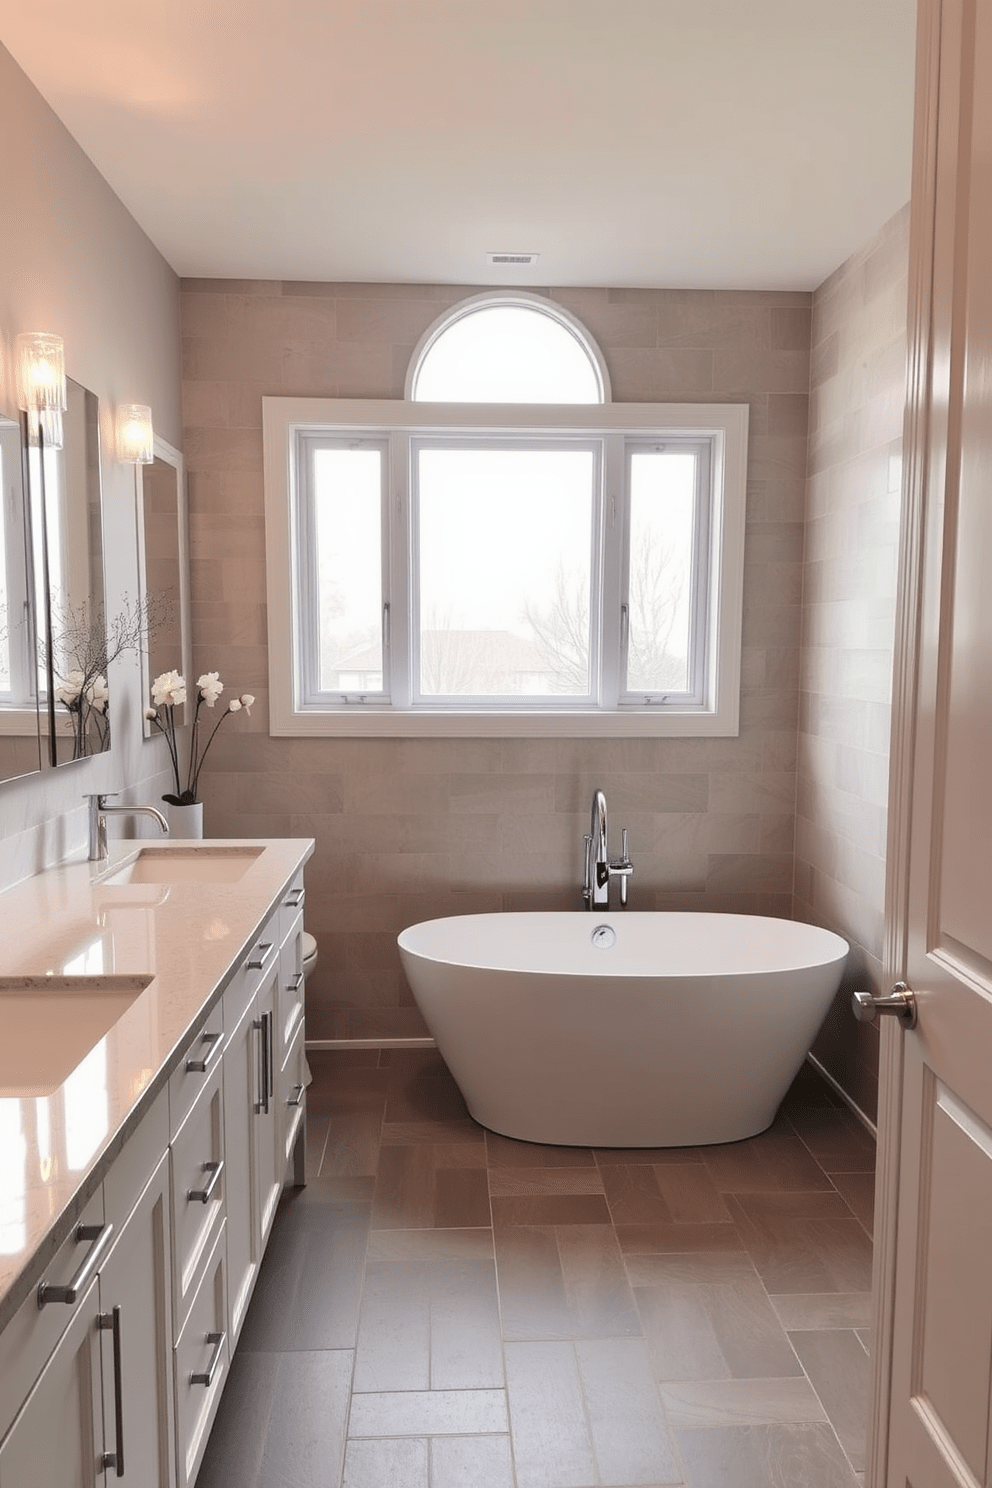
[190,1331,226,1387]
[185,1029,223,1074]
[187,1160,224,1204]
[246,940,275,971]
[37,1223,115,1307]
[284,888,304,908]
[288,972,304,992]
[286,1084,304,1108]
[99,1305,125,1476]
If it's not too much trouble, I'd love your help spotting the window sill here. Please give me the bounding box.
[271,705,739,739]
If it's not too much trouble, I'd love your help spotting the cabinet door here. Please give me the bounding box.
[222,989,260,1345]
[98,1151,175,1488]
[275,910,305,1074]
[254,961,282,1251]
[0,1276,104,1487]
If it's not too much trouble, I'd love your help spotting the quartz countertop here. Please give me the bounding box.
[0,836,314,1329]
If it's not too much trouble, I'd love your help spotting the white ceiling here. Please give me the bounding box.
[0,0,918,290]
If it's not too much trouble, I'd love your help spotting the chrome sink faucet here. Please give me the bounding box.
[582,788,633,909]
[86,792,169,862]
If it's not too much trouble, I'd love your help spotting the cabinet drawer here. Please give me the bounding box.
[174,1222,228,1488]
[169,1006,224,1139]
[0,1188,105,1436]
[275,912,304,1072]
[277,1016,307,1177]
[278,872,305,945]
[170,1060,225,1334]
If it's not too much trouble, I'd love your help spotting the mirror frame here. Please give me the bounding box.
[136,435,191,735]
[0,409,42,782]
[35,379,109,767]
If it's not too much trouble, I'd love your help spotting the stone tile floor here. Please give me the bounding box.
[197,1049,875,1488]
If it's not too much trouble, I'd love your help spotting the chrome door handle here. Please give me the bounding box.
[190,1331,226,1387]
[99,1305,125,1476]
[286,1084,304,1108]
[37,1223,115,1306]
[187,1159,224,1204]
[253,1014,271,1114]
[185,1029,223,1074]
[852,981,917,1029]
[246,940,276,972]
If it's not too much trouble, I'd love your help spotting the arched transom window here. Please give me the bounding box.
[409,297,608,404]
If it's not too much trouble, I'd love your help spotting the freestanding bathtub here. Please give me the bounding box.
[397,912,849,1147]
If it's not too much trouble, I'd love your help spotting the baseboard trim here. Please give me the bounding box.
[806,1054,877,1140]
[306,1037,437,1051]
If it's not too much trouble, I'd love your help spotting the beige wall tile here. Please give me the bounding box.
[181,276,820,1038]
[799,220,908,1126]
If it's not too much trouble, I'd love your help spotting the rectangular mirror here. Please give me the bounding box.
[0,411,42,782]
[31,378,110,765]
[137,437,190,734]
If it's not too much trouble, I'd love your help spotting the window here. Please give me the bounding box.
[263,297,747,738]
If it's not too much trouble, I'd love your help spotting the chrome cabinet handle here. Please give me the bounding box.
[852,981,917,1030]
[190,1331,226,1387]
[266,1010,274,1112]
[37,1223,115,1307]
[283,887,304,908]
[253,1014,271,1114]
[246,940,276,972]
[99,1305,125,1476]
[187,1159,224,1204]
[286,1084,304,1108]
[288,972,304,992]
[185,1029,223,1074]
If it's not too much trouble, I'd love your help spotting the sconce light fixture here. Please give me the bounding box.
[14,332,66,449]
[117,403,154,464]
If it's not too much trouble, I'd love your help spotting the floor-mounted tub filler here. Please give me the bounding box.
[398,912,849,1147]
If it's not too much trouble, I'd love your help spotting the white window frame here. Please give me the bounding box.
[263,397,748,738]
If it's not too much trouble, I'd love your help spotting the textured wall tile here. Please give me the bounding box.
[181,277,816,1038]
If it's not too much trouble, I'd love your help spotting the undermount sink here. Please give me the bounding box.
[0,975,153,1097]
[101,846,263,887]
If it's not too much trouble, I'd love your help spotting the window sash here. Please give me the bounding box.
[263,397,748,738]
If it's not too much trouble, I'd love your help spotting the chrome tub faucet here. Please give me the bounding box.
[86,792,169,862]
[582,788,633,909]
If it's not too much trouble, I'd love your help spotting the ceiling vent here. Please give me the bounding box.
[486,252,540,266]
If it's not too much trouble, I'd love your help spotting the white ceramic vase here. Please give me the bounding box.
[165,801,204,840]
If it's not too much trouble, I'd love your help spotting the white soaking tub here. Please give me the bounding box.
[397,912,849,1147]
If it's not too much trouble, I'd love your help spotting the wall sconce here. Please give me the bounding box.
[116,403,154,464]
[15,332,66,449]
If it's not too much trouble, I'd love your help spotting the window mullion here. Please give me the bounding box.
[387,431,411,707]
[296,435,321,708]
[598,433,625,708]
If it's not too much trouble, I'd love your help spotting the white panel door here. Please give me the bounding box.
[874,1,992,1482]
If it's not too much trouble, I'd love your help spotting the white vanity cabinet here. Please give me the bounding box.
[0,845,311,1488]
[0,1097,175,1488]
[222,911,294,1348]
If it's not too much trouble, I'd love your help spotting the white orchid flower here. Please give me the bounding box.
[152,669,186,707]
[197,671,224,706]
[228,699,242,712]
[55,670,85,705]
[240,693,255,715]
[86,675,109,711]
